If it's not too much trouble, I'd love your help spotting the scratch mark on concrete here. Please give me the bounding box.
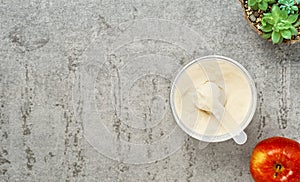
[20,62,36,172]
[67,50,80,73]
[25,147,36,170]
[8,26,50,52]
[257,91,265,139]
[0,148,9,176]
[63,109,85,179]
[63,48,86,180]
[277,60,289,129]
[132,6,138,19]
[97,15,112,36]
[183,138,196,182]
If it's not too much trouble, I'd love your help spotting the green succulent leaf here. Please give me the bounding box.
[290,26,298,35]
[287,14,299,23]
[262,33,272,39]
[259,1,268,11]
[272,31,281,43]
[248,0,276,11]
[248,0,256,6]
[261,19,267,26]
[267,18,275,24]
[262,14,275,25]
[293,21,300,27]
[281,30,292,39]
[279,9,288,19]
[277,22,291,30]
[252,4,259,10]
[274,26,280,32]
[291,6,298,11]
[261,4,298,43]
[279,36,284,43]
[263,13,272,18]
[278,0,298,14]
[279,0,294,6]
[261,24,273,32]
[272,5,281,18]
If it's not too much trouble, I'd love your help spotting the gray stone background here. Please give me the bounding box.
[1,0,300,181]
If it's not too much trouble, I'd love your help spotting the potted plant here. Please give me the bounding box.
[239,0,300,44]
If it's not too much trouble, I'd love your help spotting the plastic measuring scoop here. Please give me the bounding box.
[194,81,247,145]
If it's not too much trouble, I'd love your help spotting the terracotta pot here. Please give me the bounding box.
[239,0,300,44]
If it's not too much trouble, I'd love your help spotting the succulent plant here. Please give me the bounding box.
[260,5,299,43]
[248,0,276,11]
[278,0,298,14]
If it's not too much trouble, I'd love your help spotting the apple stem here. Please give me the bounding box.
[276,164,282,171]
[274,164,282,179]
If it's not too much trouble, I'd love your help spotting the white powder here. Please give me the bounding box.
[173,60,252,136]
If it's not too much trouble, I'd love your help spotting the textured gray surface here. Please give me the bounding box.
[1,0,300,181]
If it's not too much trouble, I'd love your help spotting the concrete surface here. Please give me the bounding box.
[1,0,300,181]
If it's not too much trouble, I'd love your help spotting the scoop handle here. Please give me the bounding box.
[232,131,247,145]
[213,102,248,145]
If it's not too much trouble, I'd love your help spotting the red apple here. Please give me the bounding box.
[250,136,300,182]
